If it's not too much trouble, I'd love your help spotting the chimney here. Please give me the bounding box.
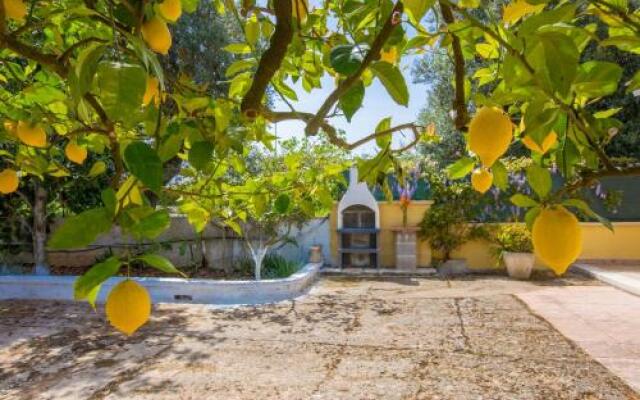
[349,166,358,187]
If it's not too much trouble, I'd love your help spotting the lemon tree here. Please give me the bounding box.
[1,0,639,333]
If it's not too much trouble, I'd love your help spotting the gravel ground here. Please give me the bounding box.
[0,274,637,400]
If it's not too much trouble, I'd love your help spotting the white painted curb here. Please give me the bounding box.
[0,263,321,305]
[574,263,640,297]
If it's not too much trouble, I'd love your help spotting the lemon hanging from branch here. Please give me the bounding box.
[532,206,583,275]
[17,121,47,148]
[468,107,513,167]
[157,0,182,22]
[471,167,493,194]
[3,0,27,21]
[142,16,172,55]
[106,280,151,336]
[0,169,19,194]
[65,141,88,165]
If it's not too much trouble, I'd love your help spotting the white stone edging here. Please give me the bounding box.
[573,263,640,297]
[0,262,321,305]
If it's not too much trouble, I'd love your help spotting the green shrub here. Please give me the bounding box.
[489,224,533,265]
[262,253,301,279]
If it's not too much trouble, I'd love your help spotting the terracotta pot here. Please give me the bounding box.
[309,245,323,264]
[503,252,534,280]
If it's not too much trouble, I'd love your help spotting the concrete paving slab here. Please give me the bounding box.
[518,285,640,394]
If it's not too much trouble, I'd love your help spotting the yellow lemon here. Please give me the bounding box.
[532,206,583,275]
[142,76,161,106]
[65,141,88,165]
[522,131,557,154]
[157,0,182,22]
[3,0,27,21]
[468,106,513,167]
[0,169,19,194]
[292,0,308,20]
[105,280,151,336]
[141,17,172,55]
[380,47,398,64]
[17,121,47,148]
[471,167,493,194]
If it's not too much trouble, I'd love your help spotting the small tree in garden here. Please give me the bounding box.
[419,170,485,262]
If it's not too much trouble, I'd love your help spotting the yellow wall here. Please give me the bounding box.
[329,202,640,268]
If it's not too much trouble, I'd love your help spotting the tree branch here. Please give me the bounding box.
[240,0,293,118]
[439,1,467,130]
[562,165,640,195]
[304,1,404,136]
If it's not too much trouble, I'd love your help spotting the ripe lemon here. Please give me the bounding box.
[471,167,493,194]
[141,17,172,55]
[105,279,151,336]
[380,47,398,64]
[0,169,19,194]
[157,0,181,22]
[522,131,557,154]
[3,0,27,21]
[532,206,583,275]
[17,121,47,148]
[142,76,161,106]
[292,0,308,20]
[65,141,88,165]
[468,106,513,167]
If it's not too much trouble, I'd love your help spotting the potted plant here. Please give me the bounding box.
[491,224,534,279]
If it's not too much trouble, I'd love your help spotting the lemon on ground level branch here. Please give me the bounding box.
[65,141,88,165]
[17,121,47,148]
[3,0,27,21]
[158,0,182,22]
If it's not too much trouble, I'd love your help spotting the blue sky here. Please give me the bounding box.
[271,56,429,156]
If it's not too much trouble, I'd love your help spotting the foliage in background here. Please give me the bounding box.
[419,168,486,262]
[488,224,533,265]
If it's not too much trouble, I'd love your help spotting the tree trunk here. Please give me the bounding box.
[247,240,269,281]
[32,182,49,275]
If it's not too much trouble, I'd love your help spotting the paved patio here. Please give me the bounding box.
[1,274,638,400]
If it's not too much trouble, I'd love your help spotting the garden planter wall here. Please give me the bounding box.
[503,252,534,279]
[0,262,321,305]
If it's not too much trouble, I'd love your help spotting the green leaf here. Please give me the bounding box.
[339,81,364,122]
[101,188,117,217]
[48,207,112,249]
[510,193,539,208]
[375,116,392,148]
[124,141,163,193]
[492,160,508,190]
[74,256,122,306]
[96,62,146,126]
[188,141,214,171]
[370,62,409,106]
[563,198,613,231]
[75,43,106,98]
[526,164,552,199]
[245,15,260,46]
[138,253,186,277]
[128,209,171,240]
[226,58,256,78]
[527,32,579,97]
[524,206,541,230]
[274,193,290,214]
[330,44,367,75]
[446,157,475,179]
[88,160,107,177]
[224,43,252,54]
[404,0,435,24]
[573,61,623,98]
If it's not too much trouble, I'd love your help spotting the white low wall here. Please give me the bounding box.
[0,263,321,305]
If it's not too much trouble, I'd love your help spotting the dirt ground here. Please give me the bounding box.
[0,274,638,400]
